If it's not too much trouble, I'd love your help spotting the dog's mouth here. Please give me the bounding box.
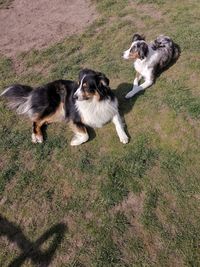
[77,97,89,101]
[123,51,136,60]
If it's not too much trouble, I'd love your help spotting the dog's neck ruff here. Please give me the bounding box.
[134,46,159,71]
[75,97,118,128]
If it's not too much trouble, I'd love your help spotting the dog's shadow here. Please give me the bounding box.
[41,123,96,143]
[114,83,144,116]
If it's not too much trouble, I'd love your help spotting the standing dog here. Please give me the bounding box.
[1,69,128,145]
[123,34,180,98]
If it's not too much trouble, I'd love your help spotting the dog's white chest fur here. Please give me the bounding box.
[134,48,160,76]
[134,60,148,76]
[75,98,118,128]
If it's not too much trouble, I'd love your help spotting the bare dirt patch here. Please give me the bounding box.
[0,0,97,57]
[113,192,145,217]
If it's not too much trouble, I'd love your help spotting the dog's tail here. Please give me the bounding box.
[1,84,33,115]
[153,35,181,61]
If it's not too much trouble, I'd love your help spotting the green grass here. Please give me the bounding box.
[0,0,13,9]
[0,0,200,266]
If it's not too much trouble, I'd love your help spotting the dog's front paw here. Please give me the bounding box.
[70,137,82,146]
[70,134,89,146]
[125,89,136,99]
[120,134,129,144]
[32,133,43,143]
[125,86,141,99]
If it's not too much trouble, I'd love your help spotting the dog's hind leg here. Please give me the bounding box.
[32,121,44,143]
[112,114,128,144]
[70,122,89,146]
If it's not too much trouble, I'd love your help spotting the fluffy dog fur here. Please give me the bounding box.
[1,69,128,146]
[123,34,180,98]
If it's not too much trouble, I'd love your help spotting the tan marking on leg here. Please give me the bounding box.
[70,121,87,135]
[32,121,44,143]
[41,102,65,124]
[31,102,65,143]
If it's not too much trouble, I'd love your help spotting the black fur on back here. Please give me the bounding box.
[1,80,80,121]
[31,80,80,121]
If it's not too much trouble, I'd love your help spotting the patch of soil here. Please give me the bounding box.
[0,0,97,57]
[113,192,145,217]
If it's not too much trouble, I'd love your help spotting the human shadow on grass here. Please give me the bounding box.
[0,214,67,267]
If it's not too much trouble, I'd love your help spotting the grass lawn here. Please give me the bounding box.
[0,0,200,266]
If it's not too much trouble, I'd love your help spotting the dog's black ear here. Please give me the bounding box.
[132,33,145,42]
[95,74,110,98]
[99,74,110,87]
[78,69,88,81]
[94,71,110,87]
[138,42,149,60]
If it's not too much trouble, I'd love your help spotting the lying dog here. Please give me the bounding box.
[1,69,128,146]
[123,34,180,98]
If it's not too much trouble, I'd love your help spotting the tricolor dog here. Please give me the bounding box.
[1,69,128,145]
[123,34,180,98]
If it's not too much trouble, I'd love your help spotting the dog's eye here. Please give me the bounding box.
[88,87,95,93]
[130,45,136,52]
[83,82,94,93]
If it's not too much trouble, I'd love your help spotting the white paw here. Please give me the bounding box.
[70,134,89,146]
[32,133,43,143]
[125,86,141,99]
[70,137,82,146]
[125,90,136,99]
[120,134,129,144]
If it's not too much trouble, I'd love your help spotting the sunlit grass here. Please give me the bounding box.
[0,0,200,266]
